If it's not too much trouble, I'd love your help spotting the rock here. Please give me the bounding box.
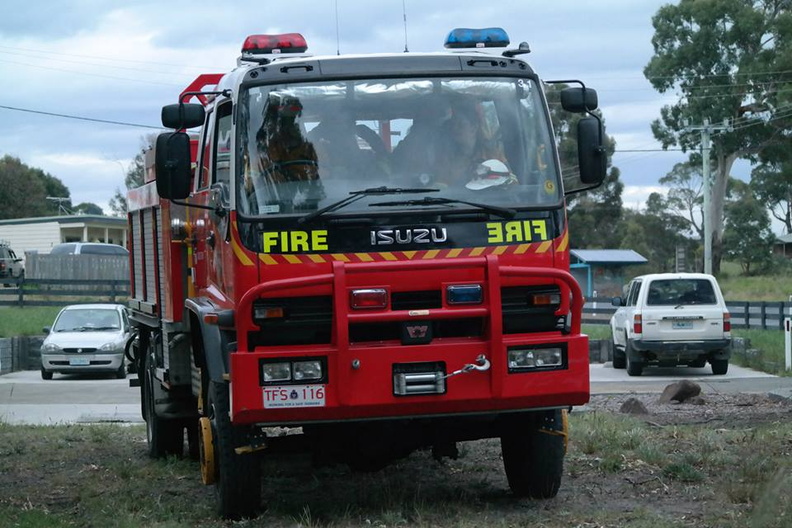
[687,396,707,406]
[619,397,649,415]
[658,380,702,404]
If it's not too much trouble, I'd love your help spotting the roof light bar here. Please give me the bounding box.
[241,33,308,55]
[444,27,510,49]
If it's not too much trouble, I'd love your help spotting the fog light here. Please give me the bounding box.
[262,362,292,382]
[293,360,322,381]
[447,284,483,305]
[508,347,564,372]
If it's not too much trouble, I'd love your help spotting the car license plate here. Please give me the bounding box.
[69,357,90,366]
[263,385,326,409]
[672,321,693,329]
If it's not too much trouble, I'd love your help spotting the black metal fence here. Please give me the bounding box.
[0,277,130,307]
[582,296,791,331]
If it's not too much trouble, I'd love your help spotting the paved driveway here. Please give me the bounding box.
[1,364,790,425]
[0,371,141,425]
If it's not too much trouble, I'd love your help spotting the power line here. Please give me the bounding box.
[0,104,160,129]
[0,57,185,87]
[0,44,221,71]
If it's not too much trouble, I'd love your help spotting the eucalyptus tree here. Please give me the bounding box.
[645,0,792,272]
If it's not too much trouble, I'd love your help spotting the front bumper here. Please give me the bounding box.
[230,333,590,426]
[41,353,124,373]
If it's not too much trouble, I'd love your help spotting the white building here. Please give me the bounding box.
[0,214,128,262]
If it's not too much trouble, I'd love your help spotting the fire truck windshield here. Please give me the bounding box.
[237,76,559,220]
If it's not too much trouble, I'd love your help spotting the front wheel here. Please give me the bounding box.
[208,380,261,519]
[612,340,626,369]
[500,410,566,499]
[40,366,53,380]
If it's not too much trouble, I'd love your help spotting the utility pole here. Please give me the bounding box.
[682,118,731,275]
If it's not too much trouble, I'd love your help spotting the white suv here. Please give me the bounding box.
[610,273,731,376]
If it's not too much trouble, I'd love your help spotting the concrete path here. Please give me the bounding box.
[1,363,790,425]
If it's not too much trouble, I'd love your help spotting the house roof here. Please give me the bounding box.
[571,249,648,265]
[776,233,792,244]
[0,214,126,226]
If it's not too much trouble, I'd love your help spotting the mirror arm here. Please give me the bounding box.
[170,199,227,218]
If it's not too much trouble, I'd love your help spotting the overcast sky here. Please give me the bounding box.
[0,0,739,223]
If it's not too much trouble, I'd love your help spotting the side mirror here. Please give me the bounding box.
[162,103,205,129]
[43,327,51,334]
[155,132,192,200]
[577,117,606,185]
[560,87,598,112]
[611,297,623,307]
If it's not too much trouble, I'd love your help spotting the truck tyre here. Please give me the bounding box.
[144,357,184,458]
[711,359,729,375]
[625,341,643,377]
[500,410,565,499]
[208,380,261,519]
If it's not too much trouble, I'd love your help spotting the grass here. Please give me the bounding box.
[731,328,790,375]
[0,305,63,337]
[717,261,792,301]
[1,414,791,527]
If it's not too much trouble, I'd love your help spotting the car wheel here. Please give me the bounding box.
[625,340,643,377]
[208,380,262,519]
[40,366,53,380]
[500,409,565,499]
[711,359,729,375]
[612,339,626,369]
[115,363,127,379]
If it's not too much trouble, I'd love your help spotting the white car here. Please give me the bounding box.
[0,242,24,285]
[610,273,731,376]
[40,304,133,380]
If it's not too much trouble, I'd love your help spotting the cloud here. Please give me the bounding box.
[0,0,683,215]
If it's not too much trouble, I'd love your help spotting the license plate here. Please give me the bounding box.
[672,321,693,329]
[69,357,90,366]
[263,385,326,409]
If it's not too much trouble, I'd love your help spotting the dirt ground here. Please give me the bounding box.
[1,389,791,527]
[583,390,792,427]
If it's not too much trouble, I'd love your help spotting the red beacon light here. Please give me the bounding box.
[241,33,308,55]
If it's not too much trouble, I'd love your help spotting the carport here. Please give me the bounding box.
[570,249,647,297]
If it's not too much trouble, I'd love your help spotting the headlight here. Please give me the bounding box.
[41,342,61,354]
[99,342,123,353]
[293,360,322,381]
[508,346,565,372]
[262,362,292,383]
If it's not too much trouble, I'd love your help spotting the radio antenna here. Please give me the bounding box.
[402,0,409,52]
[335,0,341,55]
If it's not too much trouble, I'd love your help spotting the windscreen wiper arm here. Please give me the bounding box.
[298,187,439,225]
[370,196,516,219]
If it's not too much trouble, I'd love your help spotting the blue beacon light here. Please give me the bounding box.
[444,27,510,49]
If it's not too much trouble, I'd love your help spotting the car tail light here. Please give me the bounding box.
[723,312,731,332]
[633,314,643,334]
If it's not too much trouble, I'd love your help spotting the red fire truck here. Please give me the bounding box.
[128,28,605,518]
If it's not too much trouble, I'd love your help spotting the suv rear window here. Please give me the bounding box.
[646,279,717,306]
[49,244,76,255]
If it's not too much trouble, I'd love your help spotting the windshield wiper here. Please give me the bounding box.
[370,196,516,219]
[298,187,439,225]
